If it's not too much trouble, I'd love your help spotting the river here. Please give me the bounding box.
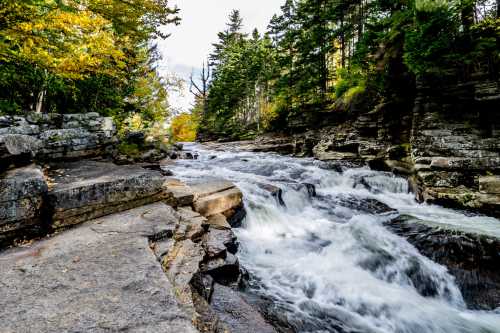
[170,143,500,333]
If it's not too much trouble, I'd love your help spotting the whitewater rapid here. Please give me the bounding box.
[170,143,500,333]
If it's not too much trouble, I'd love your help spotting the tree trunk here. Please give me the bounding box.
[35,89,45,114]
[340,12,346,68]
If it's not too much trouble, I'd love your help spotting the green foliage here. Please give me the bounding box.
[199,0,499,140]
[335,68,365,99]
[404,3,459,74]
[117,142,141,158]
[0,0,180,132]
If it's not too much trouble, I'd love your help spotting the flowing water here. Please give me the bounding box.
[170,143,500,333]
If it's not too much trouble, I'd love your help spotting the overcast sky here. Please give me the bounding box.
[157,0,283,114]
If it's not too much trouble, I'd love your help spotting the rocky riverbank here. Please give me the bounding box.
[0,113,280,332]
[201,76,500,218]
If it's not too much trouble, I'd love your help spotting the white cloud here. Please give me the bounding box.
[157,0,284,113]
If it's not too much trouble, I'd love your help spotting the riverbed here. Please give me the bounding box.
[170,143,500,333]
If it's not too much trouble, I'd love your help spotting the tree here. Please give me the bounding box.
[170,113,198,142]
[0,0,180,131]
[189,61,211,117]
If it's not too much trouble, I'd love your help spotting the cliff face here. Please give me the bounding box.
[301,76,500,216]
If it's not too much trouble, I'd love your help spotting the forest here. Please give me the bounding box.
[0,0,180,134]
[197,0,499,140]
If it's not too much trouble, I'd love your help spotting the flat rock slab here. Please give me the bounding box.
[47,160,168,228]
[193,187,243,217]
[190,180,236,200]
[0,202,197,333]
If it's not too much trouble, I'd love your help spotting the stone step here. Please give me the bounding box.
[47,160,169,229]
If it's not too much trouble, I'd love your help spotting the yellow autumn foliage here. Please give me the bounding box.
[2,5,125,79]
[170,113,198,142]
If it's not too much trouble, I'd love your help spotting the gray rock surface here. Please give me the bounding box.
[0,165,48,244]
[0,202,198,333]
[47,160,169,228]
[211,284,277,333]
[0,113,117,164]
[0,134,42,157]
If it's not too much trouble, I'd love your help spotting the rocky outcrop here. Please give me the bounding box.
[206,77,500,217]
[384,215,500,310]
[0,165,48,247]
[0,112,116,165]
[0,161,266,332]
[0,134,42,171]
[0,202,198,333]
[46,160,170,229]
[210,284,277,333]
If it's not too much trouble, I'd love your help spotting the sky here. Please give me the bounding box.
[157,0,284,114]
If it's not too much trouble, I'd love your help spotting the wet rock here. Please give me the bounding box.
[318,194,397,215]
[303,183,317,197]
[139,163,174,176]
[430,157,500,171]
[180,151,199,160]
[203,228,238,258]
[258,183,285,206]
[0,202,197,333]
[201,252,240,284]
[225,204,247,228]
[211,284,277,333]
[319,162,345,173]
[315,150,359,161]
[421,186,500,217]
[0,165,48,246]
[191,273,215,302]
[385,215,500,310]
[47,160,169,229]
[140,149,166,163]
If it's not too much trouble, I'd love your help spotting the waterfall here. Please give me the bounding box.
[170,143,500,333]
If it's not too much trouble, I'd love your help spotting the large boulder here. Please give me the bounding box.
[0,202,198,333]
[0,134,42,170]
[385,215,500,310]
[194,187,243,217]
[0,165,48,246]
[191,180,243,217]
[47,160,169,228]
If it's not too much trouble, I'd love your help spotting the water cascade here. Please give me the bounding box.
[170,143,500,333]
